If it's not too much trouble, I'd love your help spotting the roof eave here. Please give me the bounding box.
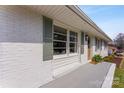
[66,5,112,42]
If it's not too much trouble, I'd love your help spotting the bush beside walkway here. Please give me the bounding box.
[103,54,123,68]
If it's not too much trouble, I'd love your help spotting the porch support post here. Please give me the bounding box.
[90,36,95,58]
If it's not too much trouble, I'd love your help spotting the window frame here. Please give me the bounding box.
[53,26,67,56]
[69,31,78,54]
[53,25,79,59]
[95,37,101,51]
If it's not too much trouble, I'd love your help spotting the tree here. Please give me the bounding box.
[114,33,124,50]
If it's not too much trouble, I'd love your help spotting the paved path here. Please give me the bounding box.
[40,62,112,88]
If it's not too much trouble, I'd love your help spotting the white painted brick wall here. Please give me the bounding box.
[53,55,80,69]
[81,44,88,64]
[0,6,53,87]
[91,36,108,57]
[0,5,109,87]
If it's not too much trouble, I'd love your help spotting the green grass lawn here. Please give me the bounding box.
[112,58,124,88]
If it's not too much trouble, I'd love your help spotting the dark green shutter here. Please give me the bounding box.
[95,37,97,51]
[43,16,53,61]
[81,32,84,54]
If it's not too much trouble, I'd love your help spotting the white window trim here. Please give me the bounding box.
[53,54,68,59]
[69,31,78,54]
[53,53,78,60]
[69,53,78,56]
[53,26,67,56]
[53,26,79,59]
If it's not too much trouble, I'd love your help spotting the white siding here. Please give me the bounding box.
[53,55,80,69]
[0,6,53,87]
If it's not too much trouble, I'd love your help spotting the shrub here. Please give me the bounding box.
[103,55,114,62]
[92,55,103,63]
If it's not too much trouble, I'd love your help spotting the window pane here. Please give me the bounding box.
[54,26,67,34]
[70,31,77,37]
[53,25,67,55]
[70,47,77,53]
[70,31,78,42]
[70,43,77,53]
[70,43,76,48]
[54,49,66,55]
[70,37,77,42]
[53,41,66,48]
[54,33,67,41]
[69,31,78,53]
[70,48,75,53]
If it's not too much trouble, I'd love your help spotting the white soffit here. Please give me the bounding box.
[25,5,111,41]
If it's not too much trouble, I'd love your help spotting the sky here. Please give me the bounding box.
[79,5,124,40]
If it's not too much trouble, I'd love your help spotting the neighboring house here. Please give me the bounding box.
[0,5,112,87]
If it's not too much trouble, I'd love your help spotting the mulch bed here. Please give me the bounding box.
[113,57,123,68]
[90,61,98,64]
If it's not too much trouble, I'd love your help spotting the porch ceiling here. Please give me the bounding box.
[25,5,111,42]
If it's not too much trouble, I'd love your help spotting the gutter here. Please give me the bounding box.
[66,5,112,41]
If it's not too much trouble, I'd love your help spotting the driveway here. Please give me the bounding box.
[40,62,115,88]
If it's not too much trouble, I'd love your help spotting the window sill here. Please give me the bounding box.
[53,54,68,59]
[69,53,78,56]
[53,53,78,60]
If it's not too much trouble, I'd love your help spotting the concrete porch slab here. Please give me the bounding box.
[40,62,116,88]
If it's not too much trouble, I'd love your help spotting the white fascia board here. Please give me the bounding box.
[67,5,112,42]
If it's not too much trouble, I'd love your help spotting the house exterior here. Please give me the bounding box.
[0,5,112,88]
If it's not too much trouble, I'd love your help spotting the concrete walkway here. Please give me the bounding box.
[40,62,115,88]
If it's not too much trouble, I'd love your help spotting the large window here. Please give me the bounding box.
[69,31,78,53]
[53,26,79,56]
[95,38,104,51]
[53,26,67,55]
[95,37,100,51]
